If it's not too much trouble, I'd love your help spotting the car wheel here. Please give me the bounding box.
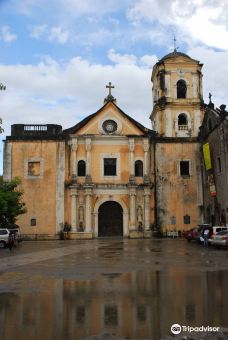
[0,241,6,249]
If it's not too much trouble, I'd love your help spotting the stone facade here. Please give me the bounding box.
[200,103,228,225]
[3,51,206,238]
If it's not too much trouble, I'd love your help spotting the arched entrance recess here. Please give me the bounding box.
[98,201,123,237]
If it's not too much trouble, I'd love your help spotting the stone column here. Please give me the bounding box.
[70,137,77,182]
[143,139,150,180]
[85,187,92,232]
[56,141,65,234]
[144,188,151,231]
[70,188,78,232]
[129,138,135,183]
[129,187,136,230]
[85,137,92,183]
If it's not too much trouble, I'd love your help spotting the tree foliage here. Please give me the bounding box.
[0,177,26,226]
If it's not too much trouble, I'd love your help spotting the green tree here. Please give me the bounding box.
[0,177,26,226]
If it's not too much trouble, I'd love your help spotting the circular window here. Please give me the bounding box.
[102,119,118,134]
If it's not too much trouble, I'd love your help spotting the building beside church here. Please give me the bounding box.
[3,50,205,239]
[200,102,228,226]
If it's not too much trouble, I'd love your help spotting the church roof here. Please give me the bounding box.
[160,50,191,62]
[62,101,155,136]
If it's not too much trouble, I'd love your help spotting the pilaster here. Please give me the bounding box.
[70,188,78,232]
[129,186,137,231]
[85,137,92,183]
[129,138,135,183]
[144,187,151,231]
[69,137,78,183]
[85,186,93,232]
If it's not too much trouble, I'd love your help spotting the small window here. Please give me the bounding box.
[177,80,187,99]
[28,162,40,176]
[104,305,118,326]
[104,158,116,176]
[180,161,190,177]
[30,218,36,226]
[0,230,8,235]
[135,160,143,177]
[218,157,221,173]
[184,214,190,224]
[78,160,86,176]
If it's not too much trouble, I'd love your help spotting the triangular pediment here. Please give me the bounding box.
[63,102,151,137]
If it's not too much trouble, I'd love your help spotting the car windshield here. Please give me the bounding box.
[216,231,228,235]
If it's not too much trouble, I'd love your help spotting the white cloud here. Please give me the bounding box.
[29,25,70,44]
[0,26,17,42]
[0,52,153,143]
[187,46,228,107]
[29,24,47,39]
[140,55,158,67]
[48,26,69,44]
[108,49,137,65]
[128,0,228,50]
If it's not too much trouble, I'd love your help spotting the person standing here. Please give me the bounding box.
[8,233,14,251]
[203,228,210,247]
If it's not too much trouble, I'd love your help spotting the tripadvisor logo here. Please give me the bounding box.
[171,324,181,335]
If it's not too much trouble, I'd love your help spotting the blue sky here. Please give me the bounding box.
[1,0,228,173]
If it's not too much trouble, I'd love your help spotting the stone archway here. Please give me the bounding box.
[98,201,123,237]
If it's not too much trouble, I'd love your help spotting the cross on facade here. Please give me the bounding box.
[106,82,114,96]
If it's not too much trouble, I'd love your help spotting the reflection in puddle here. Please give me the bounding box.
[0,269,228,340]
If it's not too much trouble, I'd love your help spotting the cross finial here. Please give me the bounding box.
[209,92,212,102]
[106,82,114,96]
[173,36,178,53]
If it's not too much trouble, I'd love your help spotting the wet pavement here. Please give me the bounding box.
[0,238,228,340]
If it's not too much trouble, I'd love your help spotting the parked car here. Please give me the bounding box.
[0,229,10,248]
[183,224,210,242]
[209,230,228,247]
[0,224,21,248]
[200,226,228,244]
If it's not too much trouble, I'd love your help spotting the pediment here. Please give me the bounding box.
[68,102,149,136]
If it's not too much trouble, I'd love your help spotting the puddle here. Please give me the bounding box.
[0,269,227,340]
[0,239,228,339]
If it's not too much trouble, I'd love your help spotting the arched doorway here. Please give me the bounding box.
[98,201,123,237]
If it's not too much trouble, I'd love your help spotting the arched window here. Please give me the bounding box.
[177,80,187,98]
[135,160,143,177]
[78,160,86,176]
[178,113,188,130]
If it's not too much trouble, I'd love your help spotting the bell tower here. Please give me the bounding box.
[150,50,204,137]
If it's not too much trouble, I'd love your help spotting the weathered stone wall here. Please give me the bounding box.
[154,140,203,231]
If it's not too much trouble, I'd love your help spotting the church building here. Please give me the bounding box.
[3,50,205,239]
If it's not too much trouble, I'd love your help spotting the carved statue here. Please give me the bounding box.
[137,206,143,231]
[78,206,84,231]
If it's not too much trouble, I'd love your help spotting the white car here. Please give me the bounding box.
[209,230,228,247]
[0,227,21,248]
[0,229,10,248]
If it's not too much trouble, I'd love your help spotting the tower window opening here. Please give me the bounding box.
[135,160,143,177]
[177,80,187,98]
[178,113,188,130]
[78,160,86,176]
